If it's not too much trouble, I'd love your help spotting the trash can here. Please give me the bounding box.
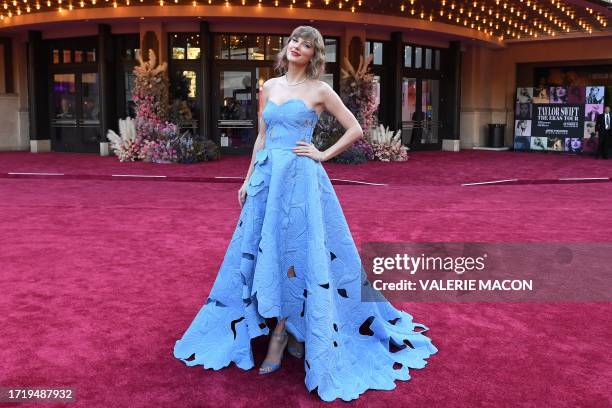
[487,124,506,148]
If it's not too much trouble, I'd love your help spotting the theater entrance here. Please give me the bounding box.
[49,71,101,153]
[212,65,275,155]
[401,77,442,151]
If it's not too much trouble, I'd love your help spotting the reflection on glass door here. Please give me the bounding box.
[401,77,442,150]
[51,73,77,152]
[401,77,419,147]
[81,73,100,145]
[216,69,255,152]
[421,79,440,144]
[50,72,100,152]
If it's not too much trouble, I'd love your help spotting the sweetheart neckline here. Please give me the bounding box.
[265,98,320,117]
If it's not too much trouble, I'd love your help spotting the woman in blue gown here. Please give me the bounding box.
[173,25,437,402]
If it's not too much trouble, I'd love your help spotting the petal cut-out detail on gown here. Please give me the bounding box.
[173,98,438,402]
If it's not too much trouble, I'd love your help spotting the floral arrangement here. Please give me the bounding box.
[352,137,375,161]
[108,118,219,163]
[132,49,169,140]
[172,131,219,164]
[106,117,140,162]
[340,54,378,136]
[369,124,409,161]
[313,54,386,165]
[139,138,178,163]
[334,146,368,164]
[107,49,219,164]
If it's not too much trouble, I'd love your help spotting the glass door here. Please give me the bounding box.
[213,68,255,154]
[421,79,441,146]
[50,71,100,153]
[401,77,419,148]
[80,72,100,148]
[50,73,77,152]
[401,77,442,150]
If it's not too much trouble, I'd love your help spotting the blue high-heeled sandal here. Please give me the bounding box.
[258,331,288,375]
[287,333,304,359]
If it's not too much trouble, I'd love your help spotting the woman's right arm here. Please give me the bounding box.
[238,79,271,207]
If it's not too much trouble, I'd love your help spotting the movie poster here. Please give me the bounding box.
[513,86,604,154]
[531,104,584,138]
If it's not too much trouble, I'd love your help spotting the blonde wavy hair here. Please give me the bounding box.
[274,26,326,80]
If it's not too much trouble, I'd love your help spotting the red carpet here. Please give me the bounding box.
[1,150,611,407]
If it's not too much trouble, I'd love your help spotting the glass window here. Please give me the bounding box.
[172,46,186,60]
[230,35,248,60]
[170,33,201,60]
[435,49,441,70]
[214,35,229,59]
[86,49,96,63]
[214,34,337,62]
[404,45,412,67]
[187,35,201,59]
[248,36,265,60]
[62,50,71,64]
[425,48,432,70]
[52,49,60,64]
[324,38,337,63]
[373,42,383,65]
[265,35,283,60]
[74,50,83,63]
[183,70,197,98]
[415,47,422,69]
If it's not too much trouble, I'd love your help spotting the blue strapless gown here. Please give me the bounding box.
[173,98,437,402]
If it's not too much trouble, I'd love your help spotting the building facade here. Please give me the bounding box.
[0,2,610,155]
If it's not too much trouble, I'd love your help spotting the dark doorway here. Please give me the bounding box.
[49,71,100,153]
[46,37,100,153]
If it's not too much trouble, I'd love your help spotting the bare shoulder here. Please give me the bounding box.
[315,79,334,94]
[313,80,335,102]
[261,77,280,99]
[262,77,274,88]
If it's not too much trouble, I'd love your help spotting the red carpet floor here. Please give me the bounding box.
[1,150,611,407]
